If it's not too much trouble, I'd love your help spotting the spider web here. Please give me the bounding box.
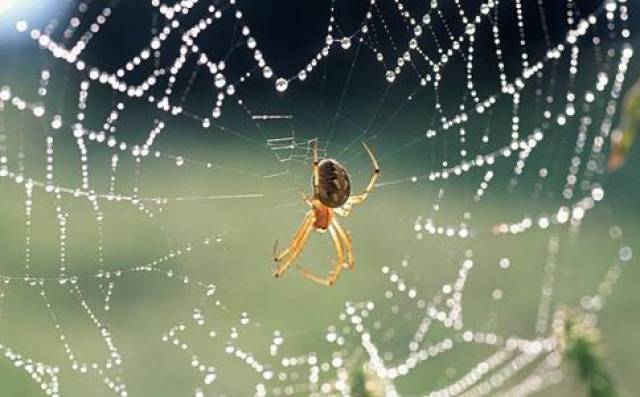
[0,0,637,396]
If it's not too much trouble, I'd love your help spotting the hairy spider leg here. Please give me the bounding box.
[299,190,313,206]
[298,224,348,286]
[337,141,381,217]
[349,141,380,205]
[273,211,315,278]
[331,219,353,269]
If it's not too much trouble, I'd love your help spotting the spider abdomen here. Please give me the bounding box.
[316,159,351,208]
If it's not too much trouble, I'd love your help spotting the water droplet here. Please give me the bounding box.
[609,226,622,239]
[591,186,604,201]
[214,73,226,88]
[499,258,511,269]
[275,78,288,92]
[51,115,63,129]
[33,105,45,117]
[619,246,632,262]
[385,71,396,83]
[204,372,216,385]
[465,24,476,35]
[15,20,28,32]
[340,37,351,50]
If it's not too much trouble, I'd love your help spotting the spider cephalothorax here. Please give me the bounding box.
[273,140,379,286]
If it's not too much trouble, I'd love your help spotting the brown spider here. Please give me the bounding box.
[273,139,380,286]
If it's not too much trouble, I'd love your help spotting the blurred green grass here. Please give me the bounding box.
[0,131,638,396]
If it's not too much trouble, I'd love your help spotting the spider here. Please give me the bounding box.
[273,139,380,286]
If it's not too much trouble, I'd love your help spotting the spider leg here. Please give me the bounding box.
[297,224,347,286]
[334,206,349,217]
[273,210,315,278]
[298,267,341,287]
[347,141,380,206]
[299,190,313,207]
[331,219,353,269]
